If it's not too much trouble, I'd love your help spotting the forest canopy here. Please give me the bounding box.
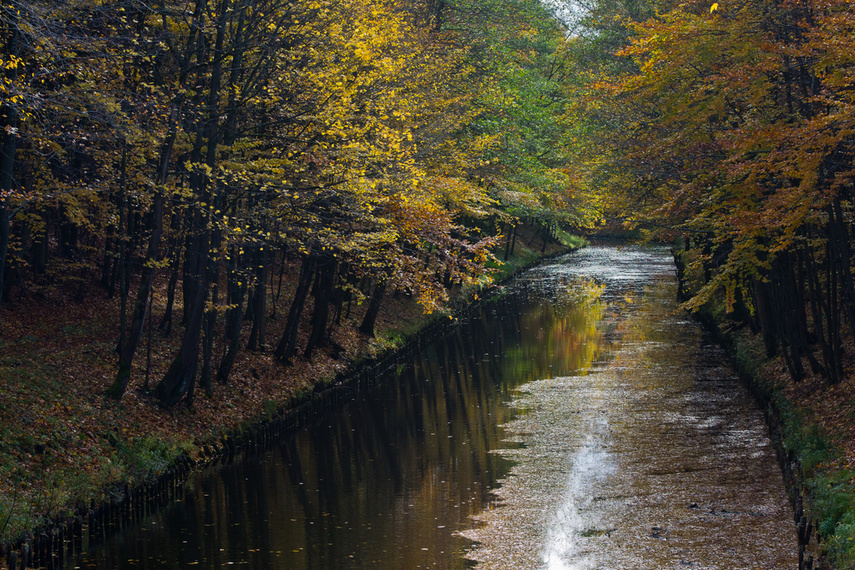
[0,0,585,405]
[2,0,854,401]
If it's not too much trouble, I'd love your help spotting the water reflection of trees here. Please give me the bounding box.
[82,269,616,568]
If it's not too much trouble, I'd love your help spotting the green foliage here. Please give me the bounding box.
[729,330,766,385]
[773,393,855,564]
[105,432,188,484]
[776,396,832,478]
[812,470,855,565]
[262,399,279,420]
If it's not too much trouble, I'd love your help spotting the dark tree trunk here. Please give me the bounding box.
[200,230,221,397]
[158,258,180,336]
[217,247,246,384]
[247,246,268,351]
[274,251,317,363]
[107,87,180,399]
[156,228,210,407]
[304,255,337,359]
[825,234,843,382]
[158,211,184,335]
[101,236,114,294]
[359,279,387,337]
[509,223,518,259]
[200,290,217,397]
[31,209,48,275]
[0,14,18,309]
[541,223,549,253]
[0,103,16,309]
[503,222,514,261]
[752,277,778,359]
[831,198,855,339]
[107,190,166,399]
[804,239,838,383]
[770,257,805,382]
[272,246,287,319]
[104,146,129,296]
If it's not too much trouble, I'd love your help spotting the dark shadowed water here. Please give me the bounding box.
[74,244,796,569]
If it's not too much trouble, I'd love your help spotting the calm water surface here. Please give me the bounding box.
[76,245,796,569]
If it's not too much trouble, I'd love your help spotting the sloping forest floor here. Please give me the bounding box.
[0,224,577,550]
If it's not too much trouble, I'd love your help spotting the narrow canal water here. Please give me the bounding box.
[76,244,796,568]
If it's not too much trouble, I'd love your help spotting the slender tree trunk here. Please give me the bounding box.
[503,222,513,261]
[304,256,336,359]
[831,198,855,339]
[156,228,210,407]
[272,246,288,319]
[0,12,19,310]
[200,242,220,397]
[107,190,166,399]
[0,103,16,309]
[31,209,48,275]
[158,211,184,335]
[274,251,317,363]
[825,234,843,382]
[247,246,268,351]
[509,223,518,259]
[804,240,835,383]
[217,247,246,384]
[107,94,180,399]
[158,255,180,336]
[104,147,128,296]
[359,278,387,337]
[541,223,549,253]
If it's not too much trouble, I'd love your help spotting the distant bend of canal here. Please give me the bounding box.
[76,244,796,569]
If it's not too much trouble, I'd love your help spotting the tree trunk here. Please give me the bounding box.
[247,246,268,351]
[217,247,246,384]
[31,209,48,275]
[0,103,16,310]
[359,278,387,337]
[0,13,19,309]
[158,257,180,336]
[304,255,337,359]
[831,198,855,339]
[158,211,184,335]
[107,190,166,399]
[106,84,181,399]
[503,222,514,261]
[200,229,221,397]
[752,277,778,359]
[156,228,210,407]
[274,251,317,363]
[509,223,518,259]
[200,288,217,397]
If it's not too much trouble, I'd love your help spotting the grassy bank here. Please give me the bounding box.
[678,251,855,570]
[0,224,584,552]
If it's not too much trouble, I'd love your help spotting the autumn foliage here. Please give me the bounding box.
[0,0,589,543]
[570,0,855,384]
[564,0,855,563]
[0,0,582,404]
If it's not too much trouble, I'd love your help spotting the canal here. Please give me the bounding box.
[75,244,796,568]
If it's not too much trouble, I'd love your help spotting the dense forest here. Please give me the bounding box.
[2,0,855,564]
[0,0,592,404]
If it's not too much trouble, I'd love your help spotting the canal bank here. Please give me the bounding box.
[676,248,855,570]
[0,226,584,568]
[50,244,796,568]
